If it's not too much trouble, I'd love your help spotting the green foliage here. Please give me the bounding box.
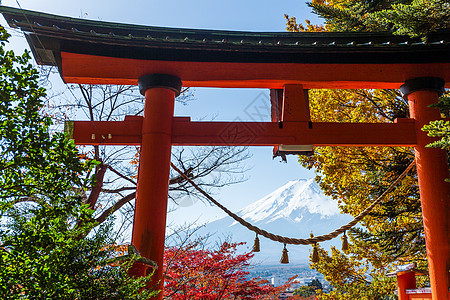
[308,0,370,31]
[1,205,156,299]
[422,94,450,181]
[423,94,450,156]
[307,0,450,39]
[310,278,323,290]
[293,278,323,297]
[293,286,316,297]
[428,95,450,117]
[0,28,93,206]
[423,120,450,150]
[366,0,450,39]
[0,25,156,299]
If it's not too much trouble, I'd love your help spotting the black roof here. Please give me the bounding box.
[1,5,449,67]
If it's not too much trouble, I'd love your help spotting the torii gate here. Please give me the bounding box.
[2,6,449,300]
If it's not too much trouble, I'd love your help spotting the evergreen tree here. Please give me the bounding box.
[307,0,450,39]
[0,26,156,299]
[293,278,323,298]
[309,278,323,290]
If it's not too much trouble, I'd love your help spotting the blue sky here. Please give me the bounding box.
[3,0,321,31]
[1,0,322,225]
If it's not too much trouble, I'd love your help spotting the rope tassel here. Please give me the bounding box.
[310,233,319,263]
[311,245,319,263]
[342,231,349,253]
[253,234,260,252]
[280,243,289,264]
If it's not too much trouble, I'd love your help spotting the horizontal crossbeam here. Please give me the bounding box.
[69,116,418,147]
[60,53,450,89]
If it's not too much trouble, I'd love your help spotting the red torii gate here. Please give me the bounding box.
[2,6,449,300]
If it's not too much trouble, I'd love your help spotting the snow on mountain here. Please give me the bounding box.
[200,179,352,264]
[233,178,339,225]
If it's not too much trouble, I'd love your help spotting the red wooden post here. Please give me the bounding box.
[401,77,450,300]
[130,74,182,298]
[397,272,417,300]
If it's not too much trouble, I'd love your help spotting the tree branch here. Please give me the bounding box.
[95,192,136,224]
[87,163,108,210]
[107,165,137,186]
[101,187,136,194]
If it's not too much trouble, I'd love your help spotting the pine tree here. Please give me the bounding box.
[307,0,450,39]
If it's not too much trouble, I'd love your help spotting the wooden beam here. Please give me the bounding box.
[282,85,311,122]
[71,117,417,147]
[61,53,450,89]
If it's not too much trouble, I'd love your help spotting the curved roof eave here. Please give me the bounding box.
[1,6,449,89]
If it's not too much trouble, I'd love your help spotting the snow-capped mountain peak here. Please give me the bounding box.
[235,179,340,225]
[200,178,352,263]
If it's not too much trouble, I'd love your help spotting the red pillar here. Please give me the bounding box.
[131,74,182,298]
[401,77,450,300]
[397,272,417,300]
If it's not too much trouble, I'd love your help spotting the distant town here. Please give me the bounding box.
[248,264,331,292]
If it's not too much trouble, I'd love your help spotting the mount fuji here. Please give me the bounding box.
[200,179,353,264]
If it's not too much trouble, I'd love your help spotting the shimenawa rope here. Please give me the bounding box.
[170,160,415,245]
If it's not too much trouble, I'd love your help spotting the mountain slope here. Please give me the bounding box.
[201,179,352,264]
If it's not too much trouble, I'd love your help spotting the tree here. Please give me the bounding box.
[310,278,323,290]
[293,278,323,298]
[301,89,423,259]
[306,0,450,39]
[422,94,450,179]
[423,119,450,150]
[45,83,249,239]
[309,245,398,299]
[1,203,157,299]
[285,1,449,298]
[163,239,291,299]
[303,1,450,155]
[3,11,249,297]
[0,26,155,299]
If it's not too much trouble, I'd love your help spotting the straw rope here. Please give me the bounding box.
[170,160,415,245]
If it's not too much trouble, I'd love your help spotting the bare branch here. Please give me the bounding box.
[95,192,136,224]
[101,187,136,193]
[107,164,137,186]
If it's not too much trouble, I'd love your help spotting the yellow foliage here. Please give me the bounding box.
[302,89,416,217]
[311,246,397,299]
[300,88,423,297]
[284,14,326,32]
